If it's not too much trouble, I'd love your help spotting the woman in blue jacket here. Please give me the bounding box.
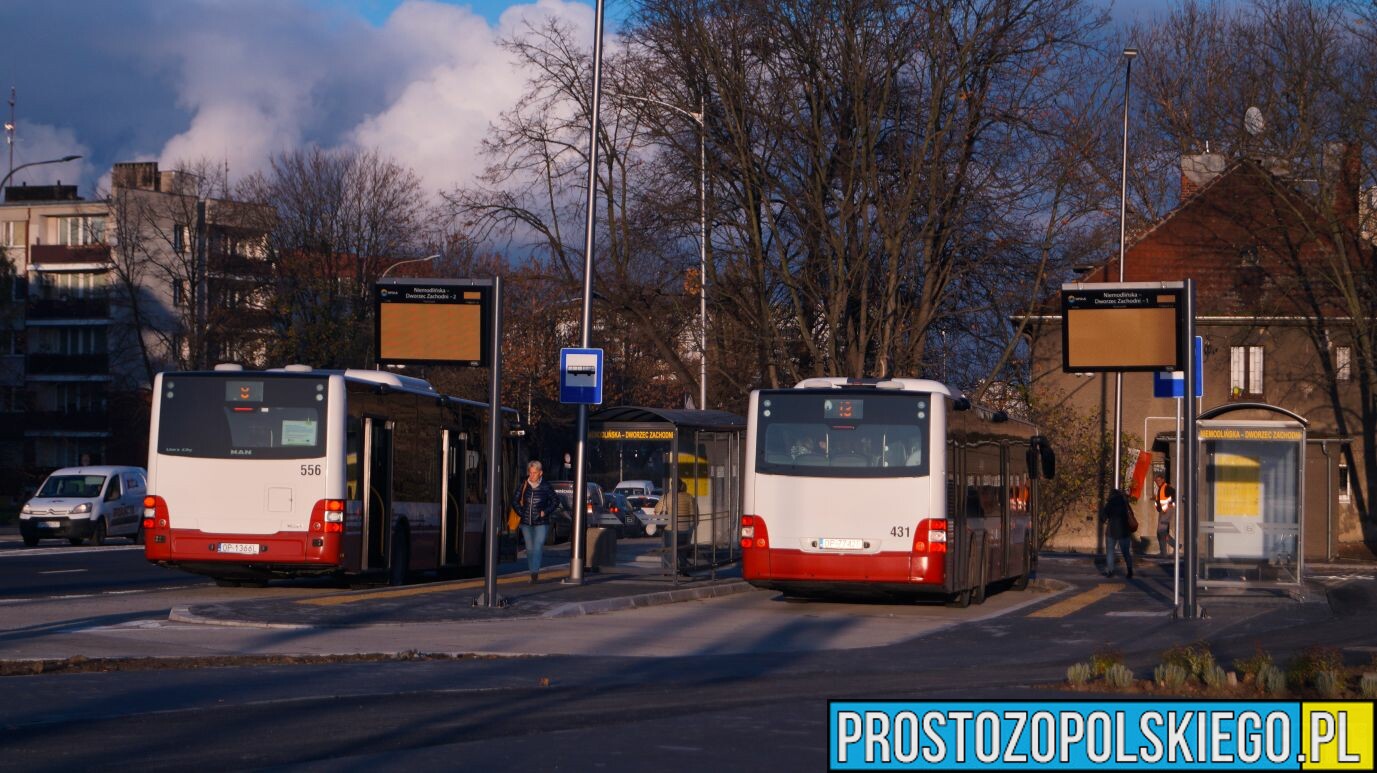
[513,460,563,583]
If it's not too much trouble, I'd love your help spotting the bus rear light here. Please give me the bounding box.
[914,540,927,552]
[324,523,343,534]
[143,496,157,508]
[913,518,950,554]
[324,512,344,523]
[741,515,768,549]
[930,541,946,554]
[929,530,947,543]
[143,517,155,530]
[325,500,345,512]
[310,499,346,537]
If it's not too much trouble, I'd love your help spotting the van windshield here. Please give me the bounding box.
[157,375,328,460]
[39,475,106,498]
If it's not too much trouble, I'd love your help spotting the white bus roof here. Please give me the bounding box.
[791,377,957,398]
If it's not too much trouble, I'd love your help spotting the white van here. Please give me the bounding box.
[613,479,657,496]
[19,466,148,547]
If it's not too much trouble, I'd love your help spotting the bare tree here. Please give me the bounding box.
[239,147,426,368]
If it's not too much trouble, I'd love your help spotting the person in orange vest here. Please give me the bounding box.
[1153,474,1177,558]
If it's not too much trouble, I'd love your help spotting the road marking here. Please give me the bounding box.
[1104,610,1168,617]
[38,569,88,575]
[0,544,142,558]
[297,566,570,606]
[0,584,201,605]
[1027,583,1122,618]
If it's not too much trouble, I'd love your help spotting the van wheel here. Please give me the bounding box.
[68,537,84,546]
[388,523,411,587]
[22,534,39,547]
[91,519,107,546]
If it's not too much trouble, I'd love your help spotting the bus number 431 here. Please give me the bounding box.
[889,526,911,537]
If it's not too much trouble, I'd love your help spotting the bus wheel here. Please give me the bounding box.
[389,524,411,587]
[972,558,988,605]
[945,589,972,608]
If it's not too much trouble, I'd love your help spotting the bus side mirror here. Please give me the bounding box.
[1026,446,1041,480]
[1039,439,1056,480]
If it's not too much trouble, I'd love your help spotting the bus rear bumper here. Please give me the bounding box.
[743,547,946,595]
[146,528,342,577]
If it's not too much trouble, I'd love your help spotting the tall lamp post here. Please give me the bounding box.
[0,154,82,192]
[621,93,708,411]
[1112,47,1137,493]
[378,253,439,280]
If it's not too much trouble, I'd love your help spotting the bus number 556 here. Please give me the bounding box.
[300,464,322,476]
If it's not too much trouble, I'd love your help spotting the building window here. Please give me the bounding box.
[1339,458,1351,505]
[55,216,106,246]
[37,270,106,300]
[173,280,184,306]
[1,329,22,355]
[31,326,107,355]
[1336,346,1352,381]
[174,224,188,255]
[1230,345,1264,397]
[0,386,24,413]
[2,220,26,247]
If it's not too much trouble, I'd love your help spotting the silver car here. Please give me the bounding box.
[19,465,148,547]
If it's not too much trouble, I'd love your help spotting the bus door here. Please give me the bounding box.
[362,417,394,571]
[440,428,466,565]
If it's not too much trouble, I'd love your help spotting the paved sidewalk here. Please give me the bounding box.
[172,537,751,629]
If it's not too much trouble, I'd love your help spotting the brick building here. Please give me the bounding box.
[1027,152,1374,560]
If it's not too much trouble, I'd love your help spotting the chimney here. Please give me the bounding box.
[1180,153,1227,199]
[1325,141,1360,234]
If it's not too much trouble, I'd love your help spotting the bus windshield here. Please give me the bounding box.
[157,375,328,460]
[755,391,930,478]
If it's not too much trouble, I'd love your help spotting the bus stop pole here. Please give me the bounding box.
[1182,278,1199,620]
[481,276,506,608]
[566,0,606,586]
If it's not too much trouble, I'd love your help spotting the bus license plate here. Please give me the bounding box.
[819,538,864,550]
[217,543,260,555]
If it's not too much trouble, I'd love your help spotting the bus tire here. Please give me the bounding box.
[389,523,411,587]
[92,518,107,546]
[945,589,972,608]
[972,555,988,605]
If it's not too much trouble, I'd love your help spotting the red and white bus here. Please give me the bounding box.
[741,377,1054,605]
[143,366,520,586]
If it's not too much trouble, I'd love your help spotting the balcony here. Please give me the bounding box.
[29,244,112,267]
[27,297,111,321]
[26,354,110,376]
[26,411,109,433]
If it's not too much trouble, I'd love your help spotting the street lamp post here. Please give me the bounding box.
[378,253,440,280]
[1112,48,1137,493]
[0,154,82,193]
[621,93,708,411]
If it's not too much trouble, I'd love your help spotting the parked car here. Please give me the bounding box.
[604,491,644,537]
[19,466,148,547]
[549,480,612,543]
[626,494,667,536]
[613,479,656,497]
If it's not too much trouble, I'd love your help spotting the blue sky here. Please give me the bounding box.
[0,0,1164,199]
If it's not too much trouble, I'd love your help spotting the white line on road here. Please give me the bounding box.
[0,544,142,558]
[0,585,197,605]
[38,569,88,575]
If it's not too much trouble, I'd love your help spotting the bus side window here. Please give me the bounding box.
[947,444,958,519]
[346,416,361,501]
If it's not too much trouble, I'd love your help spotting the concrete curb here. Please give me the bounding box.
[542,579,756,618]
[168,606,314,630]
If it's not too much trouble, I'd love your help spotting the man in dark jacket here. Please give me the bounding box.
[1100,488,1134,579]
[513,460,563,583]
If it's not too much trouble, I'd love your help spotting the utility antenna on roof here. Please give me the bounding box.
[1245,106,1266,137]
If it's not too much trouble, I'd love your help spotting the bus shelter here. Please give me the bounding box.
[587,407,745,581]
[1196,404,1306,597]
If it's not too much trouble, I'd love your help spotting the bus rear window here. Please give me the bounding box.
[755,391,930,478]
[158,376,328,459]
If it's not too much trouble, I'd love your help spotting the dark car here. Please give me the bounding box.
[548,481,610,543]
[604,491,645,538]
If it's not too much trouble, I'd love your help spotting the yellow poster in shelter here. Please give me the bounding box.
[1214,453,1261,518]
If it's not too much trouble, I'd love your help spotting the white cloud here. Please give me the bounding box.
[349,0,597,195]
[3,122,93,189]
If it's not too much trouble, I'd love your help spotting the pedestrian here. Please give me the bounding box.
[654,479,699,569]
[1153,474,1177,558]
[513,460,563,584]
[1100,488,1135,579]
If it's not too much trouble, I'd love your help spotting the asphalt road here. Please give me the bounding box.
[0,546,1373,772]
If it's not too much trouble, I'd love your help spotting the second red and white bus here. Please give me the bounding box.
[741,377,1054,605]
[143,365,520,586]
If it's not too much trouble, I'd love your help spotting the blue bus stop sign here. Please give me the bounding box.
[1153,336,1204,399]
[559,348,604,405]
